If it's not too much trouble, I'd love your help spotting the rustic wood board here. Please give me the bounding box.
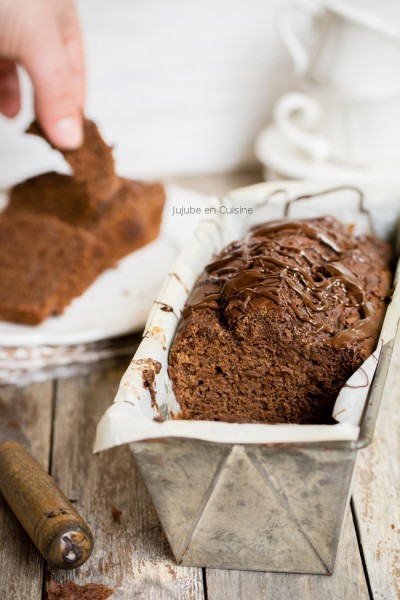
[205,508,369,600]
[352,332,400,600]
[45,364,205,600]
[0,382,53,599]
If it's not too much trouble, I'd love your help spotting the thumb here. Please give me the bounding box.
[21,13,83,149]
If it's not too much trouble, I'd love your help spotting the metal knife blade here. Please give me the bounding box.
[0,401,29,448]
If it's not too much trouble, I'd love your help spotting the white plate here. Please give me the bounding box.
[0,185,209,347]
[255,124,400,185]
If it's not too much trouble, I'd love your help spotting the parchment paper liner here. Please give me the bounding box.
[94,181,400,451]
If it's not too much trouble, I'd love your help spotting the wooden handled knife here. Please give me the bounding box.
[0,399,93,569]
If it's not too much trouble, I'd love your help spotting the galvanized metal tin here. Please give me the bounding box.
[131,335,394,574]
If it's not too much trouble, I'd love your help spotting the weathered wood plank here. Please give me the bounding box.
[352,332,400,600]
[0,382,53,600]
[205,509,369,600]
[46,363,205,600]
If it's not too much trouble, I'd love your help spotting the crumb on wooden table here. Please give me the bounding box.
[46,581,114,600]
[111,506,122,524]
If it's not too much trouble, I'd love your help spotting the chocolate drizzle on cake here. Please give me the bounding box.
[182,217,384,350]
[169,216,392,424]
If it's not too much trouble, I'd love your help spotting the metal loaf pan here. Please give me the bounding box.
[95,181,400,574]
[131,338,394,574]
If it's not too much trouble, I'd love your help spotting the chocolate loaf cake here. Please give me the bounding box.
[169,217,392,424]
[0,118,165,325]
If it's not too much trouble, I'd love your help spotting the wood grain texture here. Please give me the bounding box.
[46,363,205,600]
[352,332,400,600]
[205,509,369,600]
[0,382,53,599]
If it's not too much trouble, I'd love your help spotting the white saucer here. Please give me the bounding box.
[0,185,209,347]
[255,124,400,186]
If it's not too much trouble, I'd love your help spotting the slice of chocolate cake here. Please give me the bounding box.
[0,214,106,325]
[168,217,392,425]
[5,172,93,225]
[6,173,165,264]
[0,117,166,325]
[26,119,120,206]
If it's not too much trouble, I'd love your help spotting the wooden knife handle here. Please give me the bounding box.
[0,440,93,569]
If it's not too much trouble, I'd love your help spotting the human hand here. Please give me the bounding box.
[0,0,84,149]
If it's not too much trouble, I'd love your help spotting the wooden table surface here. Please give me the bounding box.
[0,173,399,600]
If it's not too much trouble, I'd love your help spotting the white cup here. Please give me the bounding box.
[278,0,400,97]
[273,88,400,166]
[275,0,400,166]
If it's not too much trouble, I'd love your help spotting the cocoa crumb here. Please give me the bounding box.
[111,506,122,524]
[46,581,114,600]
[153,415,165,422]
[160,303,173,312]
